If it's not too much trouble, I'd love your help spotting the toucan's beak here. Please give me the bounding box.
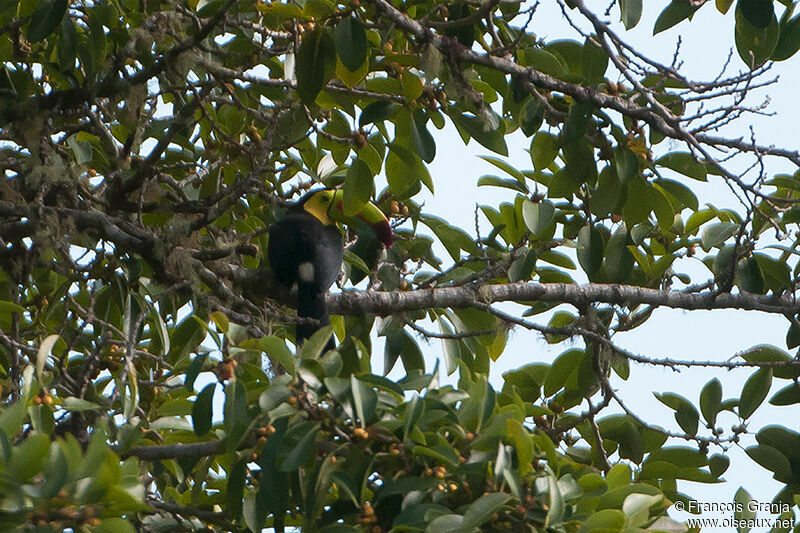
[330,190,393,247]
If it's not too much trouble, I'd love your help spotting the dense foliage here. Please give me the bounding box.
[3,0,800,531]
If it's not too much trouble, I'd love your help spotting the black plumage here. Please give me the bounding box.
[268,195,343,351]
[268,188,392,353]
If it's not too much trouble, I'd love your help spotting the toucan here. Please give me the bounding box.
[268,189,392,351]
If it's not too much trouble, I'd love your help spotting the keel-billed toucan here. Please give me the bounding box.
[268,189,392,350]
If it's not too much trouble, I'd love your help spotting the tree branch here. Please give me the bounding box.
[328,282,800,316]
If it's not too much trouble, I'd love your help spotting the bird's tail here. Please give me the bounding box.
[297,282,336,352]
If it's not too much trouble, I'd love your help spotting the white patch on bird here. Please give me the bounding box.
[298,262,315,283]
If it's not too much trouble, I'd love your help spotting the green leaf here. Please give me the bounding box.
[444,2,476,46]
[343,248,372,277]
[604,225,634,283]
[735,5,780,67]
[296,27,337,103]
[577,225,604,277]
[385,330,425,374]
[351,375,377,426]
[26,0,68,42]
[67,134,93,165]
[0,300,25,314]
[506,418,534,475]
[224,380,248,450]
[36,334,58,387]
[709,454,730,477]
[717,0,735,14]
[386,144,428,199]
[478,176,527,193]
[656,392,699,436]
[519,48,566,76]
[192,383,216,436]
[745,445,792,481]
[738,0,774,29]
[655,152,707,181]
[410,113,436,163]
[772,14,800,60]
[699,378,722,427]
[645,446,708,468]
[227,458,247,519]
[787,322,800,350]
[577,509,625,533]
[279,423,320,471]
[168,314,206,364]
[614,147,639,184]
[41,444,68,496]
[675,401,699,436]
[258,336,296,376]
[62,397,103,411]
[619,0,643,29]
[581,37,608,84]
[769,383,800,405]
[737,256,765,294]
[301,327,334,359]
[739,368,772,419]
[657,178,699,211]
[426,515,465,531]
[519,98,545,136]
[701,221,739,250]
[522,200,555,237]
[334,16,368,72]
[58,16,79,71]
[343,158,374,217]
[462,493,512,528]
[450,111,509,156]
[622,493,664,527]
[185,353,208,391]
[755,253,791,293]
[544,349,584,397]
[149,310,170,358]
[359,100,397,128]
[740,344,799,379]
[209,310,229,333]
[546,311,575,344]
[403,395,424,441]
[562,101,593,144]
[479,156,526,184]
[530,132,560,170]
[686,208,716,235]
[734,487,756,532]
[242,497,263,533]
[653,1,699,35]
[591,166,624,218]
[508,248,537,282]
[356,142,383,175]
[402,71,424,102]
[8,432,50,481]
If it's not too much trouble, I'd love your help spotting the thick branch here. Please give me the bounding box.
[328,282,800,315]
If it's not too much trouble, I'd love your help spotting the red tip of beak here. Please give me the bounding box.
[374,220,393,247]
